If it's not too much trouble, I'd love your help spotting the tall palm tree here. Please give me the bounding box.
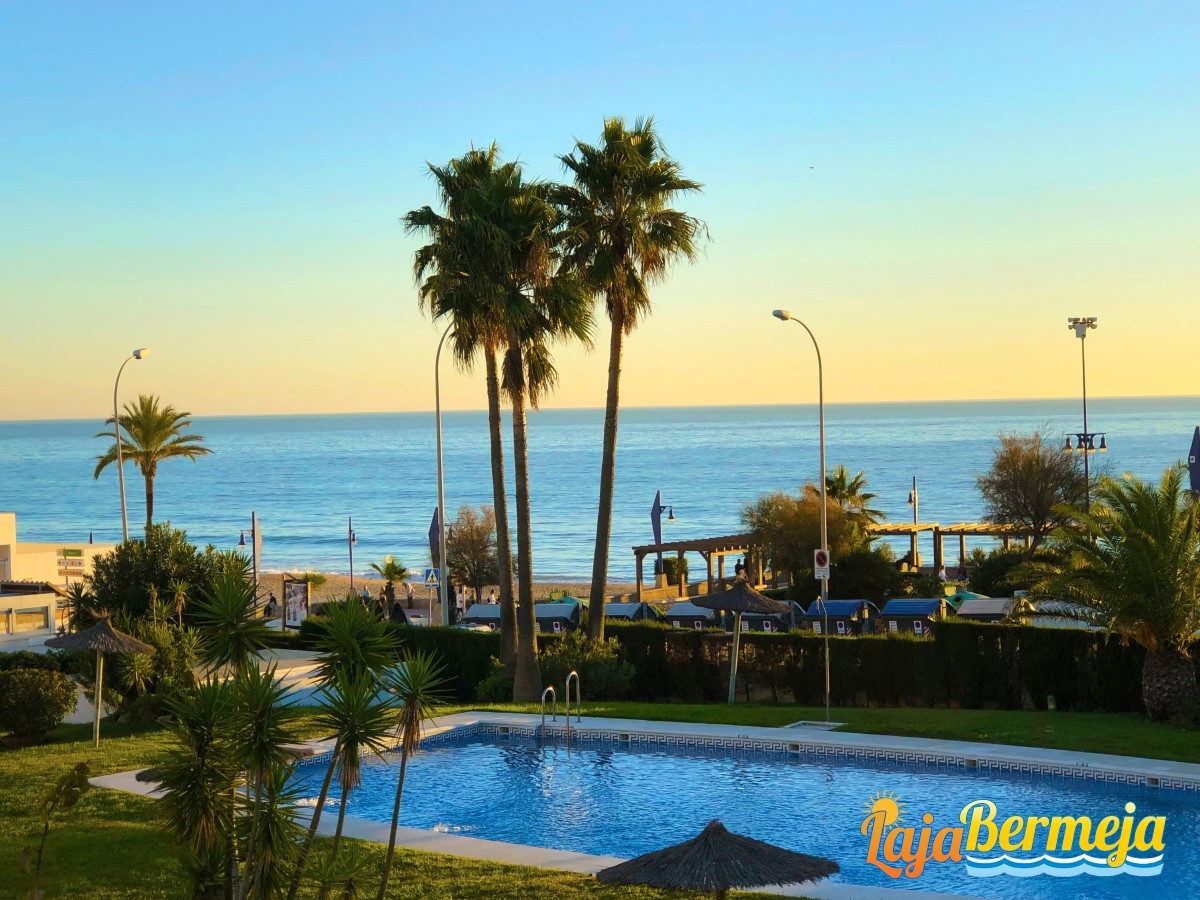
[1025,468,1200,720]
[376,651,446,900]
[556,117,705,639]
[406,146,519,672]
[820,465,886,524]
[94,394,213,531]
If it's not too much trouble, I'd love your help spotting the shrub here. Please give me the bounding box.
[474,658,514,703]
[539,630,635,700]
[0,669,77,739]
[0,650,60,672]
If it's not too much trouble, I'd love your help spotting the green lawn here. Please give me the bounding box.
[3,702,1195,898]
[451,701,1200,764]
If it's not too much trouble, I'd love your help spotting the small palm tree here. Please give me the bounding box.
[169,578,191,626]
[311,599,396,685]
[556,117,705,639]
[194,568,273,676]
[376,651,447,900]
[821,465,886,524]
[237,760,304,900]
[1026,468,1200,720]
[94,394,213,531]
[368,556,409,609]
[286,672,396,900]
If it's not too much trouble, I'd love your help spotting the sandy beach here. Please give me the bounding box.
[253,572,637,607]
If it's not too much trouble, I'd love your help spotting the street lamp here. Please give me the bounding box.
[906,476,920,567]
[1064,317,1105,509]
[347,517,358,589]
[772,309,830,721]
[434,322,453,626]
[238,512,261,603]
[112,348,148,542]
[650,490,675,581]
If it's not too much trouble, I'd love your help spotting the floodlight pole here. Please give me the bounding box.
[435,323,452,626]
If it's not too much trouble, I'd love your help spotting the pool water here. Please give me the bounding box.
[292,733,1200,900]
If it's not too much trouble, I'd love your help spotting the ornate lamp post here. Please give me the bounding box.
[112,348,148,541]
[1063,317,1106,508]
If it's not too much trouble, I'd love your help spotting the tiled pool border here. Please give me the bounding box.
[293,716,1200,794]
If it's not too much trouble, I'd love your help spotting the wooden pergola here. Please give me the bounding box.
[631,533,766,600]
[867,521,1034,572]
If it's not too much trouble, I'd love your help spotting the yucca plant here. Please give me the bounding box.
[1026,467,1200,719]
[286,671,396,900]
[311,599,396,686]
[237,759,304,900]
[307,842,371,900]
[376,651,447,900]
[194,568,272,676]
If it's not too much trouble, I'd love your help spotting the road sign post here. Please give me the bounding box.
[813,549,830,581]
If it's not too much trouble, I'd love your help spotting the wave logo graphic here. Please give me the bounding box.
[966,853,1164,878]
[861,794,1167,881]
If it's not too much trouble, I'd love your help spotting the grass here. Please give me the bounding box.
[0,721,753,899]
[448,701,1200,763]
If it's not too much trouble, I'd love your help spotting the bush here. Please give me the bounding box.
[0,669,77,739]
[0,651,60,673]
[474,658,514,703]
[661,556,689,586]
[966,548,1040,597]
[539,631,635,700]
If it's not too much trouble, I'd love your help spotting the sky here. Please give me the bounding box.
[1,1,1197,420]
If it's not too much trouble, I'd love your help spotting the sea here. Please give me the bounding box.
[0,398,1196,582]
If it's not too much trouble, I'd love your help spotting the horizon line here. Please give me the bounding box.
[3,393,1197,426]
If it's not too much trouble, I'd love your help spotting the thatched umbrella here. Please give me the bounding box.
[45,616,154,748]
[694,580,789,704]
[596,819,839,899]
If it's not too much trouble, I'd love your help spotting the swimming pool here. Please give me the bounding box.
[293,725,1200,900]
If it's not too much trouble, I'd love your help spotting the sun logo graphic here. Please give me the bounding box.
[864,791,905,831]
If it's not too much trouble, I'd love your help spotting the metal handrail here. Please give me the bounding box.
[540,686,557,734]
[565,670,581,724]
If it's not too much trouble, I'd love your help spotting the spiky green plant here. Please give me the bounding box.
[194,568,272,676]
[311,599,396,686]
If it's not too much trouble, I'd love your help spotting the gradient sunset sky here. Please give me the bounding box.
[3,1,1197,421]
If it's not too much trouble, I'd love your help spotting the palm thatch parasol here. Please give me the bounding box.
[45,615,154,748]
[596,819,839,899]
[694,580,789,704]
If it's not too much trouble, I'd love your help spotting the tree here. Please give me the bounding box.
[977,431,1087,551]
[829,546,904,605]
[376,651,447,900]
[822,465,885,524]
[18,762,91,899]
[741,486,867,595]
[309,599,396,686]
[84,524,229,624]
[94,394,213,530]
[1025,468,1200,720]
[405,146,519,672]
[447,505,499,602]
[556,117,706,640]
[367,557,409,610]
[193,566,273,677]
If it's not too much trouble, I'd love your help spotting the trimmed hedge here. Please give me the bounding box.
[0,650,61,673]
[0,668,77,738]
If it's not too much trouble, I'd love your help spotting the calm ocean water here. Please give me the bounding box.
[0,398,1196,581]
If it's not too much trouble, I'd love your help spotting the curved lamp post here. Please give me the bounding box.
[113,348,148,542]
[347,517,358,589]
[772,310,830,721]
[434,323,453,625]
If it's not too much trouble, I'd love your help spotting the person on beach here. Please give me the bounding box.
[375,588,387,618]
[938,565,948,582]
[488,589,496,604]
[360,585,371,604]
[406,582,414,608]
[264,592,278,618]
[735,558,745,579]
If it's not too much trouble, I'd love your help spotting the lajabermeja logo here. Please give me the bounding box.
[860,791,1165,879]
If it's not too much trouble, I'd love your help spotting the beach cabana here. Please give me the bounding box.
[604,601,661,623]
[880,598,947,636]
[803,599,877,636]
[458,604,502,631]
[695,581,790,704]
[596,818,839,899]
[44,615,154,748]
[957,596,1021,622]
[534,599,582,634]
[663,601,716,630]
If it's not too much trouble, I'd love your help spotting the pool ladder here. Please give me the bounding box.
[540,671,582,750]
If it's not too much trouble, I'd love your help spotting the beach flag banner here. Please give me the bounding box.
[1188,426,1200,496]
[814,549,831,580]
[428,508,441,562]
[423,568,440,588]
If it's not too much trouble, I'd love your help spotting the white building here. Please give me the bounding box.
[0,513,113,587]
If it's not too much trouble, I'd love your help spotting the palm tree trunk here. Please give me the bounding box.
[508,350,541,703]
[144,464,156,531]
[1142,647,1199,721]
[376,748,412,900]
[587,310,626,641]
[332,783,351,853]
[486,351,518,673]
[285,746,339,900]
[237,776,263,900]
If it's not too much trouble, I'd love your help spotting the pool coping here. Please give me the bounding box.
[91,711,1200,900]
